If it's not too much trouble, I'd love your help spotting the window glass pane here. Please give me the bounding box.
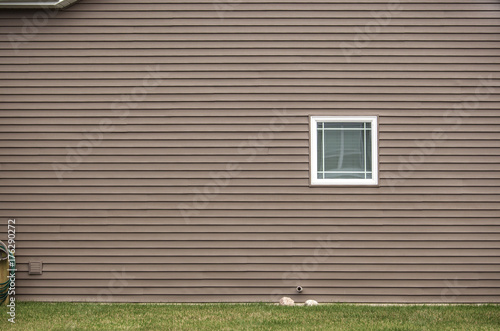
[365,130,372,172]
[324,122,364,129]
[324,173,365,179]
[323,129,364,172]
[317,128,323,178]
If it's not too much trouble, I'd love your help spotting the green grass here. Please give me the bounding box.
[0,302,499,331]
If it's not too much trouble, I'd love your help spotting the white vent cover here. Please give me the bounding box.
[28,261,43,275]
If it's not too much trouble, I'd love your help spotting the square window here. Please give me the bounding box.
[310,116,378,185]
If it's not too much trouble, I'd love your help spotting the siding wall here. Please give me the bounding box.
[0,0,500,303]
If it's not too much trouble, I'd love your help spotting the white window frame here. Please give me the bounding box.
[310,116,378,186]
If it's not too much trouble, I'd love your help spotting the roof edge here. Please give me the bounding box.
[0,0,80,9]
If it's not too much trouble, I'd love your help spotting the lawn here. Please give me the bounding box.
[0,302,499,331]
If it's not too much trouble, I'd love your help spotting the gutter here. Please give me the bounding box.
[0,0,80,9]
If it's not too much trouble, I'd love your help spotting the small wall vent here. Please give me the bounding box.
[28,261,43,275]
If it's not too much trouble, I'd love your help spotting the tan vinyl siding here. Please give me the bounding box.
[0,0,499,303]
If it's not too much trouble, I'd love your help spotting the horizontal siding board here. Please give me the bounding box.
[2,147,500,155]
[16,240,500,249]
[4,41,500,48]
[3,102,500,111]
[2,202,500,210]
[1,79,499,88]
[13,287,500,296]
[0,124,308,131]
[4,26,500,35]
[3,132,500,140]
[6,155,500,164]
[19,3,500,11]
[14,248,500,257]
[0,80,500,89]
[2,178,500,185]
[2,95,499,103]
[4,12,500,20]
[7,216,500,225]
[14,233,500,241]
[1,193,500,203]
[10,56,500,66]
[3,86,499,94]
[3,18,500,26]
[3,170,500,179]
[17,280,500,288]
[0,116,307,124]
[4,51,500,61]
[1,95,500,102]
[57,4,500,10]
[2,63,500,71]
[0,170,310,179]
[3,35,500,43]
[1,0,499,303]
[16,263,500,273]
[0,148,499,156]
[3,139,500,148]
[9,256,500,264]
[15,271,500,281]
[43,0,500,3]
[2,70,498,79]
[13,225,500,233]
[3,187,500,195]
[1,109,499,117]
[2,124,500,132]
[2,139,500,148]
[15,295,500,303]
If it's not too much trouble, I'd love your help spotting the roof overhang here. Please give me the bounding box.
[0,0,80,9]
